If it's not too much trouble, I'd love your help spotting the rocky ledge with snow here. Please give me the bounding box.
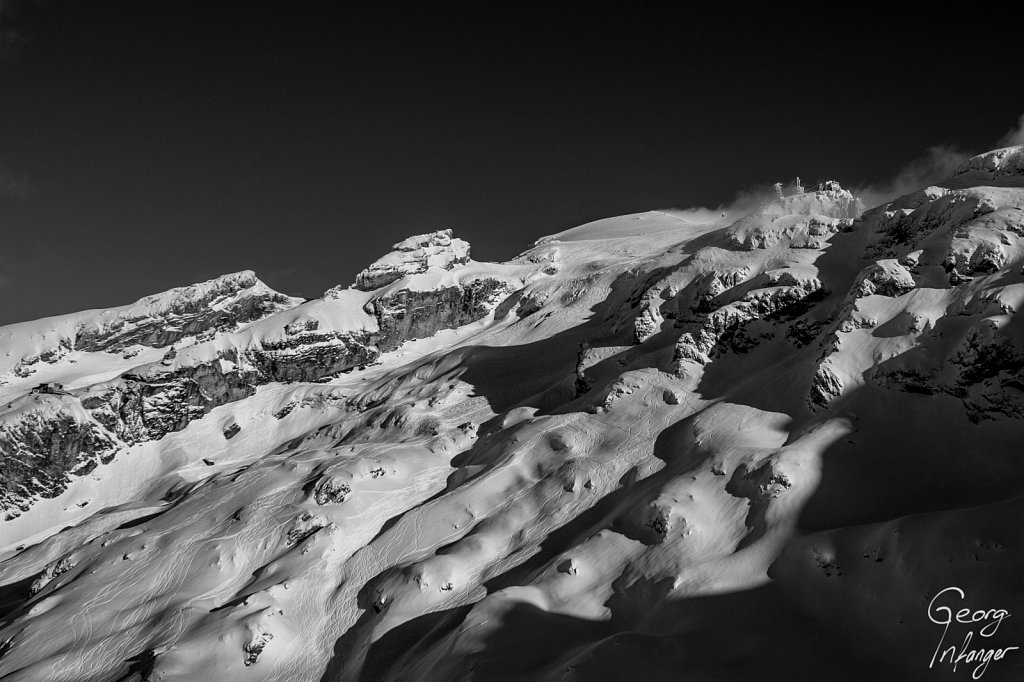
[353,229,471,291]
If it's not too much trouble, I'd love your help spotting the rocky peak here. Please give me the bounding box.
[74,270,299,353]
[131,270,264,310]
[353,229,471,291]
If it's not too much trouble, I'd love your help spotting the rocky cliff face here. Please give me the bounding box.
[84,358,259,442]
[245,327,380,383]
[0,397,118,518]
[369,278,514,352]
[73,271,298,353]
[0,271,299,385]
[0,358,263,516]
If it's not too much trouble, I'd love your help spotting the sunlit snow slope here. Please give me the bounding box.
[1,148,1024,681]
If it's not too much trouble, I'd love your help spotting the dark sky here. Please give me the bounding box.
[1,2,1022,325]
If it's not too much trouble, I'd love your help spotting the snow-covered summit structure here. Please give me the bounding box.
[775,179,864,218]
[725,181,864,250]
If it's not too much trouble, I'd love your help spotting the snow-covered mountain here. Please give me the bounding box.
[1,149,1023,681]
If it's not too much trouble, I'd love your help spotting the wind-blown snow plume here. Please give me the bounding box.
[665,185,791,224]
[856,145,970,208]
[999,112,1024,147]
[855,116,1024,209]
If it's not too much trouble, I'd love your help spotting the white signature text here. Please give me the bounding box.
[928,586,1018,679]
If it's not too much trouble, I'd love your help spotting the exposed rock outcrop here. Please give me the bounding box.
[811,178,1024,412]
[242,624,274,666]
[246,330,379,383]
[75,271,297,353]
[0,398,118,517]
[633,303,664,343]
[863,187,998,260]
[674,277,825,365]
[369,278,513,352]
[875,318,1024,422]
[808,363,844,408]
[8,339,73,380]
[354,229,470,291]
[29,556,78,596]
[94,359,258,440]
[852,260,916,298]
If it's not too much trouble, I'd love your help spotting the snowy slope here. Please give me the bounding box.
[1,150,1023,681]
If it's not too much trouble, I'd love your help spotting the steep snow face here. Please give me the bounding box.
[1,157,1023,682]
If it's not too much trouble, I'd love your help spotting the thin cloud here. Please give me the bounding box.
[664,183,805,225]
[855,114,1024,208]
[855,146,970,209]
[998,113,1024,147]
[669,131,1008,220]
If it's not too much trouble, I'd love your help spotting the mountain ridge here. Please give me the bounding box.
[1,146,1023,681]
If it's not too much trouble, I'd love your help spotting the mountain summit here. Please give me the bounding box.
[1,148,1023,681]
